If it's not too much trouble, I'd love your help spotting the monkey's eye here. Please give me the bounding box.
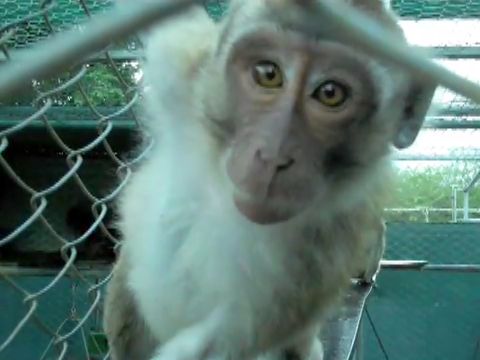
[312,81,349,108]
[252,61,283,88]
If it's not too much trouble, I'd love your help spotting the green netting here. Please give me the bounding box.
[0,0,228,49]
[365,270,480,360]
[1,0,114,48]
[3,1,480,50]
[392,0,480,19]
[205,0,229,20]
[385,223,480,264]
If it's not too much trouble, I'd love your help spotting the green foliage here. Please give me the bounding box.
[72,62,138,107]
[387,162,480,223]
[0,62,138,107]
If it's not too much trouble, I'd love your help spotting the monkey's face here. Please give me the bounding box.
[208,29,432,225]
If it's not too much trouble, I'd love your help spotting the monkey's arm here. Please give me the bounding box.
[355,219,386,284]
[103,255,158,360]
[104,8,220,360]
[142,6,218,127]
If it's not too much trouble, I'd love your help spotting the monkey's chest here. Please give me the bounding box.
[248,258,348,350]
[131,212,356,351]
[168,239,348,349]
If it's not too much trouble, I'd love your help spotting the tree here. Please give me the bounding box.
[387,162,480,222]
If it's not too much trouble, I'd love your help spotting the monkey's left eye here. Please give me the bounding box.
[252,61,283,89]
[312,81,349,108]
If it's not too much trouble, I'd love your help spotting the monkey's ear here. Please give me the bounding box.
[393,82,436,149]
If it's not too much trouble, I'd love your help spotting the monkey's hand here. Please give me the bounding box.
[356,220,386,285]
[307,338,324,360]
[151,323,215,360]
[260,330,323,360]
[150,307,226,360]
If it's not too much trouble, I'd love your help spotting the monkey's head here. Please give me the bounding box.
[201,0,436,225]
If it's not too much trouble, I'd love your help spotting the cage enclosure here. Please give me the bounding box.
[1,1,479,359]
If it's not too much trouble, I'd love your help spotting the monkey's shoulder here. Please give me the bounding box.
[143,8,219,85]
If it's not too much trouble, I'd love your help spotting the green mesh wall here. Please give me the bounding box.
[365,270,480,360]
[392,0,480,19]
[205,0,229,20]
[1,0,114,48]
[365,223,480,360]
[3,1,480,50]
[0,1,229,49]
[385,223,480,264]
[207,0,480,19]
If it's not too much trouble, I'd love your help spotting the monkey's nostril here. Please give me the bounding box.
[256,150,295,171]
[276,158,295,172]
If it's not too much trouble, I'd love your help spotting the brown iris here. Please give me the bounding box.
[252,61,283,88]
[312,80,349,108]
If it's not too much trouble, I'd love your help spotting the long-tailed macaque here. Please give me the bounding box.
[103,1,435,359]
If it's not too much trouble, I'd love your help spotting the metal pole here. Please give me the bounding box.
[0,0,203,100]
[381,260,480,273]
[464,191,470,221]
[452,187,458,223]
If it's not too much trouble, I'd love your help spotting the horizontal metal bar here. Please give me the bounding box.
[0,49,144,64]
[422,264,480,272]
[393,155,480,161]
[424,119,480,129]
[427,46,480,59]
[0,264,111,277]
[0,0,203,100]
[460,218,480,223]
[4,262,480,279]
[3,117,480,130]
[381,260,429,269]
[2,118,478,159]
[0,119,134,130]
[87,50,144,62]
[109,46,480,62]
[381,260,480,272]
[6,46,480,64]
[385,208,480,213]
[0,120,136,156]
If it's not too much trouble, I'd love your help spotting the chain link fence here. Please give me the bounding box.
[0,1,479,359]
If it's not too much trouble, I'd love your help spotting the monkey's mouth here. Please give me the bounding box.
[233,195,295,225]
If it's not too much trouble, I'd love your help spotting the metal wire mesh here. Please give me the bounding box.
[0,0,146,357]
[392,0,480,19]
[2,0,114,49]
[0,1,479,359]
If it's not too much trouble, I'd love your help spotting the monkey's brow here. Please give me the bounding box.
[217,21,297,57]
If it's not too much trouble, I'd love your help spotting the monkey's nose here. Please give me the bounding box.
[257,149,295,172]
[276,157,295,172]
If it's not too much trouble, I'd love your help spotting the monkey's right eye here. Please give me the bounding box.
[252,61,283,89]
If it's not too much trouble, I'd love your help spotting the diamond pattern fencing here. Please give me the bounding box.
[1,0,147,358]
[1,1,480,359]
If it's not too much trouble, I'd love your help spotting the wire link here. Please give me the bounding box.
[0,0,153,357]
